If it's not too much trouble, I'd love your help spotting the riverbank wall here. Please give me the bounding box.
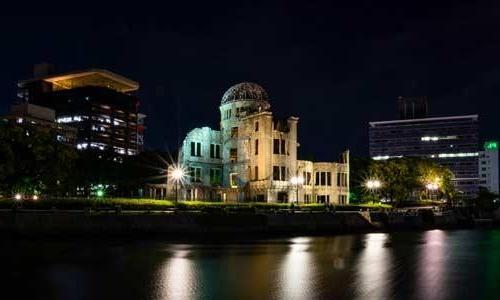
[0,209,477,237]
[0,211,375,236]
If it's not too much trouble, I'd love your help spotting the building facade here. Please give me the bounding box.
[369,115,479,199]
[479,141,499,194]
[17,68,145,155]
[179,82,349,204]
[2,103,77,146]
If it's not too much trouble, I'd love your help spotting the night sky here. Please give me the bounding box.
[1,1,499,161]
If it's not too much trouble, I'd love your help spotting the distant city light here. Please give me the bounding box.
[421,135,457,142]
[96,190,104,197]
[32,195,38,200]
[14,193,22,200]
[372,155,403,160]
[436,152,478,158]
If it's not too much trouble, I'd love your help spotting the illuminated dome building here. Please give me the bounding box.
[177,82,349,203]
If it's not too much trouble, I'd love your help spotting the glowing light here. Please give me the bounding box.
[372,155,403,160]
[421,135,457,142]
[96,190,104,197]
[14,194,22,200]
[425,183,439,191]
[32,195,38,200]
[365,179,382,190]
[485,141,498,150]
[436,152,478,158]
[290,176,304,185]
[171,168,185,181]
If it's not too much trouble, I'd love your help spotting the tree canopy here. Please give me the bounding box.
[0,123,77,196]
[350,156,455,206]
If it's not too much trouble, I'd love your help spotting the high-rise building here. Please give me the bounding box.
[479,141,499,194]
[178,82,349,203]
[369,115,479,199]
[17,67,145,155]
[2,102,77,146]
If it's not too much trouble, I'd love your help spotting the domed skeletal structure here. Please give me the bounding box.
[221,82,270,106]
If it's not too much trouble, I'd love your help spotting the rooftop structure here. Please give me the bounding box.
[17,66,145,155]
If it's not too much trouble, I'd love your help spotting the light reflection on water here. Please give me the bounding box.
[4,230,500,300]
[278,237,315,300]
[156,247,197,300]
[416,230,447,300]
[353,233,394,299]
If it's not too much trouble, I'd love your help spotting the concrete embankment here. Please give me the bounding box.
[0,209,476,237]
[0,211,374,236]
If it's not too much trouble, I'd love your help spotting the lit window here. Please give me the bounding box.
[230,173,238,188]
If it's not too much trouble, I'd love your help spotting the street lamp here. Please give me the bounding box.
[365,179,382,203]
[170,166,185,203]
[290,176,304,204]
[425,178,440,200]
[14,193,22,201]
[365,179,382,190]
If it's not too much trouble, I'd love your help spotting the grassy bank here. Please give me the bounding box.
[0,197,392,212]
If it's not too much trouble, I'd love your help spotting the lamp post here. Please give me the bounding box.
[171,167,185,203]
[425,182,439,200]
[365,179,382,203]
[290,176,304,205]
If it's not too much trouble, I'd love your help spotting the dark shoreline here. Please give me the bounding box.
[0,210,495,240]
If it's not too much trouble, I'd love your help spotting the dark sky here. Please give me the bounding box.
[1,1,499,161]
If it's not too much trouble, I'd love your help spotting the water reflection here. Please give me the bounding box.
[330,236,355,270]
[416,230,447,300]
[354,233,394,299]
[278,237,316,300]
[156,247,197,300]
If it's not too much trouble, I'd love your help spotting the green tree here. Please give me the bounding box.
[356,157,456,207]
[0,123,78,196]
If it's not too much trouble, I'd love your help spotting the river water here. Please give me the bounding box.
[2,229,500,300]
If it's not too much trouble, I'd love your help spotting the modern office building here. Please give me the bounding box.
[479,141,499,194]
[17,67,145,155]
[177,82,349,203]
[2,102,77,146]
[369,115,479,199]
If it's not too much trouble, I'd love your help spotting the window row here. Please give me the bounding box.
[337,172,348,187]
[315,171,332,186]
[273,166,288,181]
[190,142,221,159]
[188,167,222,185]
[273,139,287,155]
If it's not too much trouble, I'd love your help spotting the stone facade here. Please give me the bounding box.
[179,82,349,204]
